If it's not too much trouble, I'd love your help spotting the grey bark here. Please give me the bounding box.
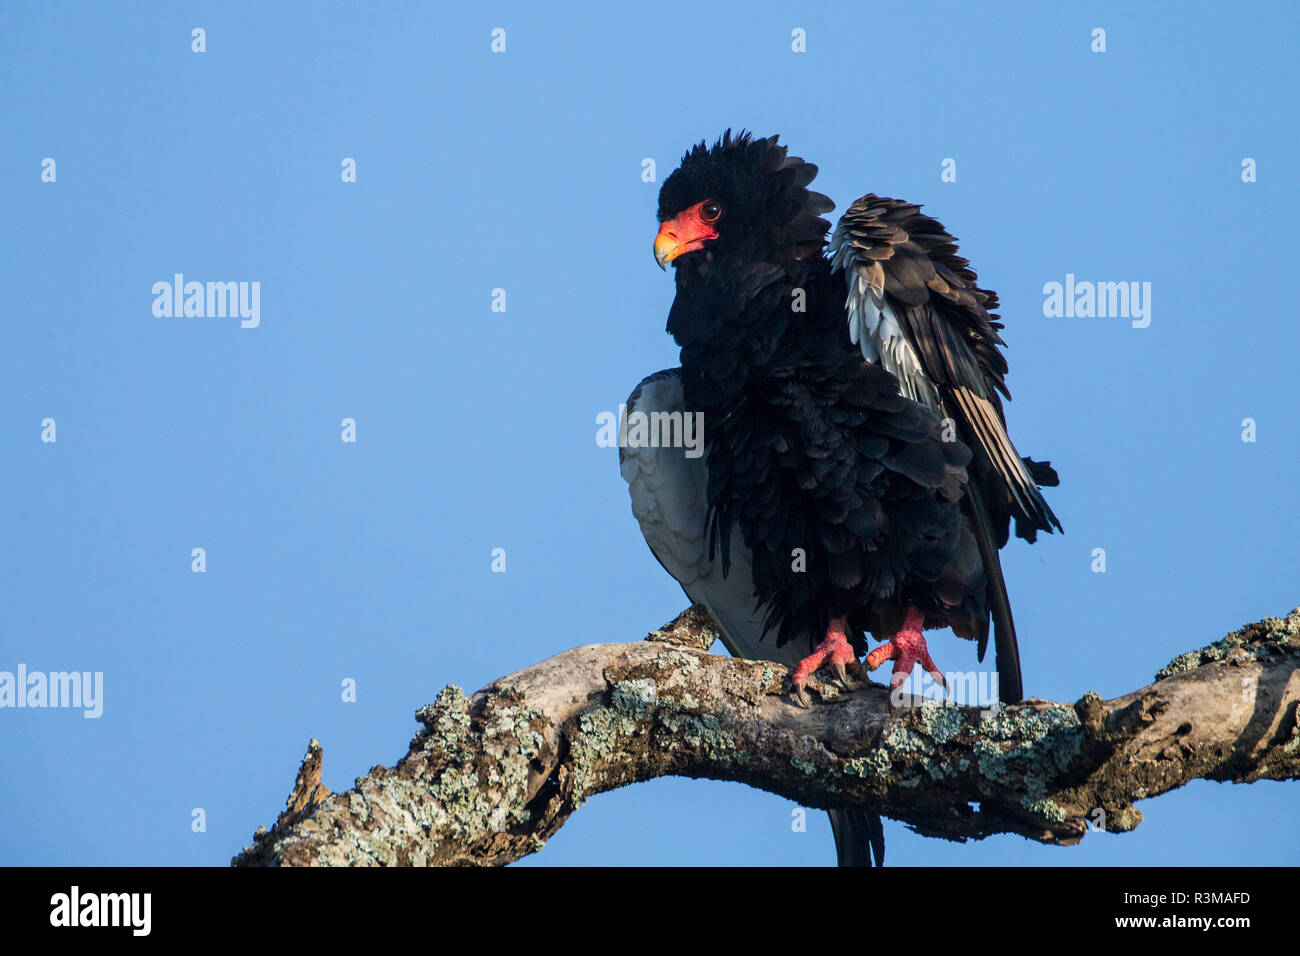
[233,605,1300,866]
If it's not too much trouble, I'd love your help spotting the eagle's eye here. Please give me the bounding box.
[699,201,722,223]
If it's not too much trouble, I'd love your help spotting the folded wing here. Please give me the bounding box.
[619,368,884,866]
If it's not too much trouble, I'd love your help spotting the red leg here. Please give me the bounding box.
[864,606,946,691]
[790,618,860,708]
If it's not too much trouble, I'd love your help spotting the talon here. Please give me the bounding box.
[789,617,859,705]
[790,682,813,709]
[867,607,945,691]
[831,661,860,690]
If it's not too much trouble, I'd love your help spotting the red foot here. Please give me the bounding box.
[864,607,946,690]
[789,619,859,707]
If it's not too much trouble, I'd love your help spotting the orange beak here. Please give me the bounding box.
[654,206,719,270]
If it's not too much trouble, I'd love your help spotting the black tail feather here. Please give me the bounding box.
[967,492,1023,704]
[827,808,885,867]
[1022,456,1060,488]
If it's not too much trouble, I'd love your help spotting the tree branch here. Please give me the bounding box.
[233,605,1300,866]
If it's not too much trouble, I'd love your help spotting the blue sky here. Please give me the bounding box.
[2,1,1296,866]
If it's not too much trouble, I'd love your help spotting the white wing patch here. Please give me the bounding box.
[830,226,941,410]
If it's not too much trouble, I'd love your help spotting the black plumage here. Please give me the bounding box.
[655,131,1059,702]
[620,367,884,865]
[830,195,1061,548]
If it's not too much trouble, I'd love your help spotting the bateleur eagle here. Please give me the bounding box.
[642,130,1060,708]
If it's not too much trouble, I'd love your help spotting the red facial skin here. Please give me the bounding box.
[654,201,720,268]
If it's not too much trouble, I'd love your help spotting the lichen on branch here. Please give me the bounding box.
[233,606,1300,866]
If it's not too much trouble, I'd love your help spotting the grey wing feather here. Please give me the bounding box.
[620,369,799,666]
[620,369,883,866]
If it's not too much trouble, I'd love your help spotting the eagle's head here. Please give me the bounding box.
[653,131,834,272]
